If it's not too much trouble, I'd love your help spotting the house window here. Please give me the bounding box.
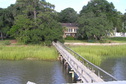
[68,29,72,32]
[74,29,76,32]
[70,29,72,32]
[68,29,70,32]
[73,29,78,32]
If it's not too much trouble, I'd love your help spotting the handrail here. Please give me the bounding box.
[53,42,98,82]
[57,41,118,81]
[54,42,98,82]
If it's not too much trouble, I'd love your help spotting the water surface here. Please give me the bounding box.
[0,57,126,84]
[0,60,72,84]
[100,57,126,81]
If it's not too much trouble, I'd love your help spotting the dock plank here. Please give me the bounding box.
[53,42,104,83]
[76,81,126,84]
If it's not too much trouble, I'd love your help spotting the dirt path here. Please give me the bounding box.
[65,43,126,46]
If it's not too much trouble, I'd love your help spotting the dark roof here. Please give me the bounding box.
[61,23,78,27]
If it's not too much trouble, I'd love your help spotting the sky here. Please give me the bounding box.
[0,0,125,14]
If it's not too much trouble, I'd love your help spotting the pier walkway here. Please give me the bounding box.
[53,42,117,83]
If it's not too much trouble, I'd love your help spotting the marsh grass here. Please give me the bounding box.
[0,45,58,61]
[69,45,126,65]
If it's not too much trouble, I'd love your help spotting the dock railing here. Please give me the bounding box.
[57,41,118,81]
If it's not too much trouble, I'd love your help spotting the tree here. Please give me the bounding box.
[80,0,119,29]
[59,8,78,23]
[114,12,123,32]
[8,0,63,45]
[0,8,14,40]
[78,0,119,40]
[78,12,113,40]
[122,13,126,32]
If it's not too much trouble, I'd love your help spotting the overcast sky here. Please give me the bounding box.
[0,0,125,14]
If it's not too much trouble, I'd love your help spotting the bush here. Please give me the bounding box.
[4,41,11,45]
[87,40,95,43]
[65,36,75,40]
[45,41,52,46]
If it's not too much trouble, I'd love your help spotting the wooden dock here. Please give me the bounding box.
[76,81,126,84]
[53,42,105,83]
[26,42,123,84]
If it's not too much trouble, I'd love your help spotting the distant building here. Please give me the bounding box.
[111,32,126,37]
[110,28,126,37]
[61,23,78,38]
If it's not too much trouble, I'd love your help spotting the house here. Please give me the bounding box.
[110,28,126,37]
[61,23,78,38]
[112,32,126,37]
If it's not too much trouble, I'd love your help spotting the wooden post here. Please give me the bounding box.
[76,79,83,83]
[65,63,69,73]
[57,54,60,60]
[98,70,100,77]
[69,70,75,81]
[60,55,63,63]
[64,60,66,66]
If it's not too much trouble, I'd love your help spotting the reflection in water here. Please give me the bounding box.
[0,57,125,83]
[113,57,126,80]
[100,57,126,81]
[0,60,72,84]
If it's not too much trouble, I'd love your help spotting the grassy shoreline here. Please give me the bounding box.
[69,45,126,66]
[0,45,58,61]
[0,37,126,62]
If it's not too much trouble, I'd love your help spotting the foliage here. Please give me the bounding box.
[122,13,126,32]
[4,41,11,45]
[59,7,78,23]
[80,0,118,25]
[78,12,113,40]
[114,12,123,32]
[65,36,75,40]
[7,0,63,45]
[0,8,14,40]
[78,0,123,40]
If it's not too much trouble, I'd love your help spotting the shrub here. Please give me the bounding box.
[65,36,75,40]
[4,41,11,45]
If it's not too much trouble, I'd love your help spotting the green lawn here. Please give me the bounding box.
[65,37,126,43]
[106,37,126,43]
[65,40,87,43]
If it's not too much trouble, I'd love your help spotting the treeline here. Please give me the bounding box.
[58,0,126,40]
[0,0,63,45]
[0,0,126,44]
[78,0,126,40]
